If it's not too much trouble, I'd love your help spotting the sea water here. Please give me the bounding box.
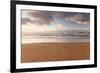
[22,35,90,44]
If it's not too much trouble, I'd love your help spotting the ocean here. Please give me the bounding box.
[22,34,90,44]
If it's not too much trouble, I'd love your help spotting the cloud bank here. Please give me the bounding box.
[21,10,90,25]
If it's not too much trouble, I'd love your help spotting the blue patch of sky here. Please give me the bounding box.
[52,15,90,30]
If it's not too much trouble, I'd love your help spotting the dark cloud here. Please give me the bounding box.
[53,12,76,18]
[22,10,90,25]
[21,18,32,24]
[28,11,53,25]
[71,13,90,22]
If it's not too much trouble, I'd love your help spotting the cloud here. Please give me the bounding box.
[53,12,90,25]
[21,18,32,24]
[56,24,64,30]
[53,12,76,18]
[22,10,54,25]
[22,10,90,26]
[70,13,90,24]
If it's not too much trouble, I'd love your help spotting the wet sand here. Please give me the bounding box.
[21,42,90,63]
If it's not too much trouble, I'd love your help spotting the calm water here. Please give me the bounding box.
[22,35,90,44]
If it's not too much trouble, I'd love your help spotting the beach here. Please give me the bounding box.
[21,42,90,63]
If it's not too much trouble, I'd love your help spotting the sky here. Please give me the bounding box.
[21,10,90,35]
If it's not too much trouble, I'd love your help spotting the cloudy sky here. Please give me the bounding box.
[21,9,90,35]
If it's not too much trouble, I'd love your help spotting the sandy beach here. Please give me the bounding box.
[21,42,90,63]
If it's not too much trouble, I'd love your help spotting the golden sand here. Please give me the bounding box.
[21,42,90,63]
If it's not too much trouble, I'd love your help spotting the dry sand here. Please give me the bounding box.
[21,42,90,63]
